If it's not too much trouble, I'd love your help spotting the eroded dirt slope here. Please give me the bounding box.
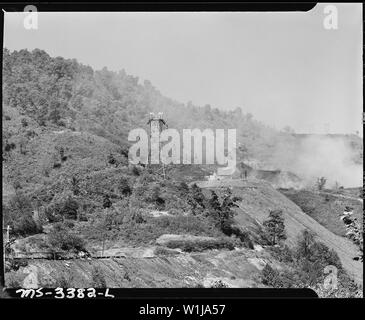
[5,248,276,288]
[197,179,362,284]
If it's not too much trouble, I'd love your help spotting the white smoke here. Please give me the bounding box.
[270,135,363,188]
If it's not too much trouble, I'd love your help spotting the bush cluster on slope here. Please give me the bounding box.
[3,191,42,236]
[261,229,360,297]
[47,223,86,253]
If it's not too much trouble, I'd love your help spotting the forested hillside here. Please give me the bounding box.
[2,49,362,295]
[2,48,282,242]
[3,48,289,165]
[4,48,362,174]
[2,48,363,228]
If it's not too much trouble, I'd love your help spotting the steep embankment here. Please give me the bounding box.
[197,179,362,283]
[5,248,279,288]
[279,189,363,237]
[4,130,125,186]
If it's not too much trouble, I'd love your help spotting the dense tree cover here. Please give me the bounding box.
[82,171,246,246]
[2,48,288,223]
[207,189,242,236]
[2,48,286,165]
[0,46,278,259]
[3,49,362,295]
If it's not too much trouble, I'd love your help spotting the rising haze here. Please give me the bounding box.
[3,3,363,135]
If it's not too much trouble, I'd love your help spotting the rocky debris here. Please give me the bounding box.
[340,208,363,262]
[42,224,53,234]
[253,244,264,252]
[141,248,156,258]
[154,234,236,252]
[156,234,219,246]
[5,248,274,288]
[95,246,157,258]
[148,210,171,218]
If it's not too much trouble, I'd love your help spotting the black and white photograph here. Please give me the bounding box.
[1,3,363,299]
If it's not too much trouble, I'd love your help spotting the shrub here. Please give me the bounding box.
[131,165,141,176]
[228,225,254,249]
[102,195,112,208]
[47,223,85,252]
[46,195,79,221]
[316,177,327,191]
[262,210,286,245]
[64,220,75,228]
[118,177,132,196]
[91,266,107,287]
[6,258,28,272]
[295,230,342,270]
[189,184,206,212]
[61,198,79,219]
[261,264,297,288]
[261,264,279,286]
[13,215,42,236]
[154,246,179,256]
[117,220,164,245]
[107,153,117,165]
[3,192,42,236]
[54,274,73,288]
[148,185,165,209]
[295,229,316,259]
[261,230,352,294]
[5,275,22,288]
[153,215,218,237]
[131,210,145,224]
[268,245,294,264]
[206,189,240,236]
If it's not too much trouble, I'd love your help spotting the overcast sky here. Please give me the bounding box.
[3,4,363,135]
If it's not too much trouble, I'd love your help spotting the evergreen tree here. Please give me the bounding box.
[71,176,80,196]
[263,210,286,245]
[296,229,316,258]
[189,183,206,214]
[208,191,221,220]
[103,194,112,208]
[219,189,240,235]
[207,189,240,235]
[118,177,132,196]
[261,264,281,286]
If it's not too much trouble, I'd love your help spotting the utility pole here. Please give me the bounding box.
[101,234,106,257]
[3,225,11,243]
